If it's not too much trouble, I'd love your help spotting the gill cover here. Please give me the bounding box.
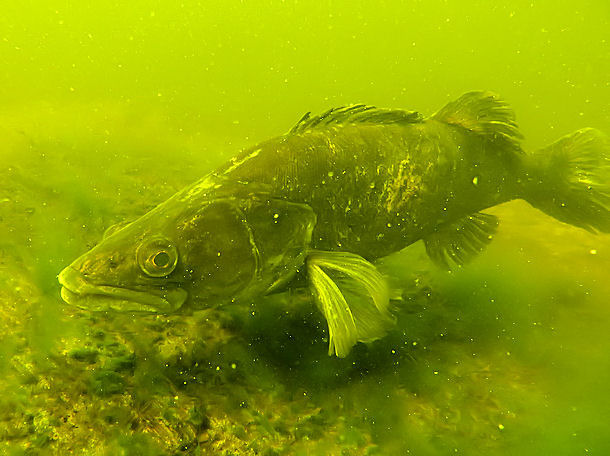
[240,197,317,295]
[176,196,317,304]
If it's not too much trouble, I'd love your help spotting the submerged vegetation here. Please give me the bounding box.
[1,106,609,454]
[1,1,610,454]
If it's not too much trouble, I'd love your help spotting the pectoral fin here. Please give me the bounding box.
[307,250,396,357]
[423,212,499,270]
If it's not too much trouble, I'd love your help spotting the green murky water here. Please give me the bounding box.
[1,1,609,454]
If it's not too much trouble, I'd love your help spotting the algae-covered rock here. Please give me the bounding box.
[105,433,167,456]
[106,353,136,373]
[89,370,126,397]
[68,348,99,364]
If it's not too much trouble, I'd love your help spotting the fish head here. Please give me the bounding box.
[58,195,262,313]
[59,181,317,314]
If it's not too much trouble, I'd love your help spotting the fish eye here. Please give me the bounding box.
[137,236,178,277]
[152,251,171,268]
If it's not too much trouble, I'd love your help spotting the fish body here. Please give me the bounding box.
[59,92,610,356]
[216,112,519,260]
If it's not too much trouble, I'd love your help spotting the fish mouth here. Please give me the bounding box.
[58,266,187,313]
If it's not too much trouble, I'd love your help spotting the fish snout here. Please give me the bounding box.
[58,265,94,303]
[58,263,188,313]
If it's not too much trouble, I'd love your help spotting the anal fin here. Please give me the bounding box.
[423,212,499,270]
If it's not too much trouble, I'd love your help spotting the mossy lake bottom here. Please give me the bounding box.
[1,105,609,455]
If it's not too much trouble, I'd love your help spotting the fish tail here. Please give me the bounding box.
[522,128,610,232]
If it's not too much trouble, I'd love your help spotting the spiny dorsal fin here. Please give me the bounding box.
[289,104,424,134]
[423,212,499,270]
[432,91,523,151]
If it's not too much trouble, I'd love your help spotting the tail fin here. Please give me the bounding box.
[523,128,610,233]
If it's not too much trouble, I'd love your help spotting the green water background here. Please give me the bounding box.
[1,1,609,455]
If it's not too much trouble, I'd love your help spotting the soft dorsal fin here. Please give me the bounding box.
[289,104,424,134]
[423,212,499,270]
[432,91,523,151]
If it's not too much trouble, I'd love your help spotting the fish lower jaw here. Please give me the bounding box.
[59,285,150,313]
[60,284,187,313]
[58,267,187,313]
[60,285,82,307]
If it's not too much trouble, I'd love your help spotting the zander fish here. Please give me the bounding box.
[58,92,610,357]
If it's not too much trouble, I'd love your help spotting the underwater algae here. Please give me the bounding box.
[0,110,385,455]
[1,97,609,456]
[1,0,610,453]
